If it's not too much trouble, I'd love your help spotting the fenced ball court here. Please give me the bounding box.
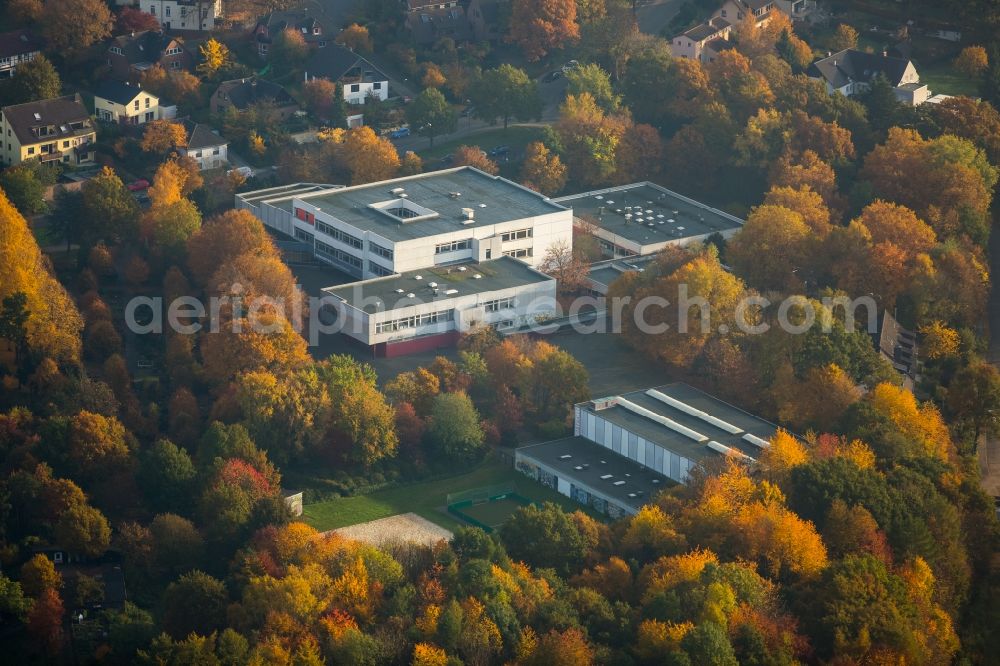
[446,483,533,532]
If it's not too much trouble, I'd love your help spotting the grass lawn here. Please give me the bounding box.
[418,126,546,164]
[303,458,593,533]
[454,496,531,530]
[920,64,980,97]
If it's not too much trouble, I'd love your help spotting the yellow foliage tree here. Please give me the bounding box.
[197,38,232,79]
[141,120,188,154]
[635,619,694,660]
[919,321,960,360]
[869,383,954,460]
[0,187,83,365]
[760,429,809,481]
[412,643,448,666]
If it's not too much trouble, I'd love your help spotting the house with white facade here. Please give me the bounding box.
[515,384,782,517]
[0,29,43,79]
[324,256,557,356]
[179,120,227,170]
[237,167,574,278]
[304,44,389,106]
[139,0,222,31]
[670,17,732,63]
[808,49,927,105]
[94,80,159,125]
[716,0,776,26]
[554,182,744,259]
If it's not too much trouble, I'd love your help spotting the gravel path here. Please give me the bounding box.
[330,513,453,547]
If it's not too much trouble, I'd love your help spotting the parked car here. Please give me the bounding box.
[127,179,150,192]
[561,60,580,74]
[543,70,563,82]
[390,127,411,139]
[228,166,254,178]
[439,153,455,165]
[489,145,510,157]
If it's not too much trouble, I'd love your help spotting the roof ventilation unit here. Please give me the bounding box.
[449,191,461,198]
[473,274,482,279]
[395,289,405,294]
[405,292,415,298]
[428,282,438,288]
[414,275,422,280]
[461,207,475,220]
[390,187,405,195]
[457,266,468,272]
[444,288,459,295]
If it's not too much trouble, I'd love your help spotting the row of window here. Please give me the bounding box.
[370,242,393,260]
[375,309,453,334]
[501,228,532,242]
[315,240,362,269]
[316,220,364,249]
[435,239,472,254]
[484,297,514,312]
[368,261,393,277]
[504,248,533,258]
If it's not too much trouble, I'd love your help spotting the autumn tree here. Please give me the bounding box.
[830,24,859,50]
[565,63,620,111]
[422,63,446,88]
[0,188,83,365]
[20,554,63,597]
[501,503,594,575]
[116,6,159,32]
[141,120,188,154]
[8,0,42,23]
[80,166,141,246]
[520,141,567,194]
[302,77,338,119]
[186,209,281,285]
[427,391,484,462]
[451,145,498,174]
[539,240,589,296]
[555,92,630,186]
[197,38,232,79]
[322,125,401,185]
[161,570,228,638]
[271,28,308,73]
[316,355,398,466]
[954,45,988,78]
[27,588,64,656]
[727,204,813,292]
[336,23,373,52]
[919,321,959,360]
[946,362,1000,453]
[469,65,542,129]
[41,0,112,57]
[6,54,61,105]
[861,128,998,243]
[406,88,457,147]
[509,0,580,61]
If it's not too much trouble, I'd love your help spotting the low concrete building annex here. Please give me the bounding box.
[554,182,744,259]
[516,383,782,516]
[324,256,556,357]
[237,167,573,279]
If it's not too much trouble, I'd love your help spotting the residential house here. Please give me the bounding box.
[210,78,299,119]
[179,119,228,169]
[405,0,495,44]
[872,310,917,386]
[106,30,193,82]
[715,0,776,26]
[138,0,222,31]
[773,0,813,20]
[670,17,732,63]
[94,80,160,125]
[808,49,928,105]
[0,94,96,166]
[304,44,389,126]
[254,8,327,57]
[0,29,43,79]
